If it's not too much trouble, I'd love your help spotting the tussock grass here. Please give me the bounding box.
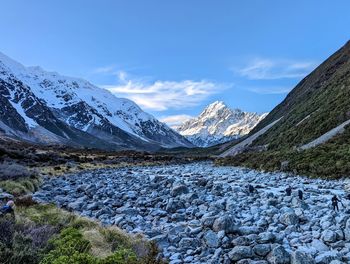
[6,204,166,264]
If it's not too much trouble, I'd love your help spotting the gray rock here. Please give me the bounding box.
[279,212,299,226]
[171,184,189,196]
[201,215,216,227]
[267,245,290,264]
[228,246,253,262]
[212,215,237,233]
[315,251,340,264]
[86,202,101,210]
[203,230,219,248]
[117,207,139,216]
[321,230,337,243]
[238,226,262,235]
[329,261,345,264]
[179,238,200,249]
[253,244,271,257]
[166,198,184,213]
[232,236,251,246]
[258,232,276,243]
[311,239,329,253]
[291,250,315,264]
[280,161,289,171]
[67,198,85,211]
[0,192,14,200]
[150,234,169,249]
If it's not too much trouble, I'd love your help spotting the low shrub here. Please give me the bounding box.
[41,228,139,264]
[0,162,31,181]
[0,220,51,264]
[100,248,137,264]
[15,195,38,207]
[0,217,15,247]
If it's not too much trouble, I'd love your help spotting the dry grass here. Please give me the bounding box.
[83,229,112,258]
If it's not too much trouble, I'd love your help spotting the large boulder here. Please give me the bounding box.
[279,212,299,226]
[170,184,189,196]
[311,239,329,253]
[165,198,185,213]
[178,238,201,249]
[315,251,341,264]
[203,230,219,248]
[253,244,271,257]
[291,250,315,264]
[321,230,337,243]
[267,245,290,264]
[201,214,217,227]
[228,246,253,262]
[212,215,238,233]
[238,226,262,235]
[67,197,86,211]
[258,232,276,243]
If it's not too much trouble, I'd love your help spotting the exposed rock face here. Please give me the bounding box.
[33,162,350,263]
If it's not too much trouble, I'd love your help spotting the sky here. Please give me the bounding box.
[1,1,350,127]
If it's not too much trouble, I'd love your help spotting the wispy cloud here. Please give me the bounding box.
[102,71,228,111]
[236,58,317,80]
[93,65,117,74]
[159,114,193,129]
[247,86,292,94]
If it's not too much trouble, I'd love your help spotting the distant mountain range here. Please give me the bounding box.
[219,41,350,178]
[176,101,267,147]
[0,52,193,150]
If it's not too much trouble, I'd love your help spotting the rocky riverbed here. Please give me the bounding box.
[34,162,350,264]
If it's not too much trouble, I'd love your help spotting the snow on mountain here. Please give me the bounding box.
[0,52,192,150]
[176,101,267,147]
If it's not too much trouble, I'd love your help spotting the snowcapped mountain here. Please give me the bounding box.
[176,101,267,147]
[0,52,193,150]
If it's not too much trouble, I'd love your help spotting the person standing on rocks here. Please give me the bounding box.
[298,190,303,200]
[332,195,340,211]
[285,186,292,196]
[248,184,256,194]
[0,200,15,219]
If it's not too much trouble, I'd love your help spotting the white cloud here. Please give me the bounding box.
[237,58,317,80]
[103,73,227,111]
[159,114,193,129]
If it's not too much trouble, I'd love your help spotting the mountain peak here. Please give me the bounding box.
[176,101,267,147]
[205,100,227,111]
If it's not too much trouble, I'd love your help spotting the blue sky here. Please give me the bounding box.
[1,1,350,126]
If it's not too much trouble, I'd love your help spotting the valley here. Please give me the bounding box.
[33,162,350,264]
[2,2,350,264]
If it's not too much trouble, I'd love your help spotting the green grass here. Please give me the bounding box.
[0,203,166,264]
[217,125,350,179]
[218,42,350,179]
[0,177,41,195]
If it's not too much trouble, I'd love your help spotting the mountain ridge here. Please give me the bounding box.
[218,40,350,178]
[0,52,193,150]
